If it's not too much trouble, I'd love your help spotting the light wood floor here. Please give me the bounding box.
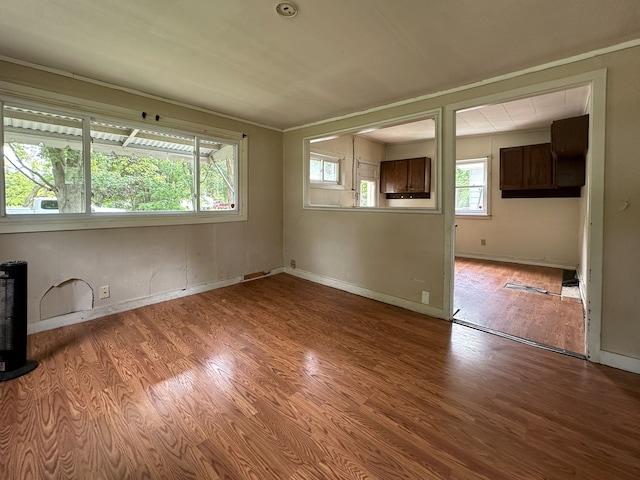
[2,274,639,479]
[454,257,585,355]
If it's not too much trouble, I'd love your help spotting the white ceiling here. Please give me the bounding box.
[361,85,591,144]
[0,1,639,130]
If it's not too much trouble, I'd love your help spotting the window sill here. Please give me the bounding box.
[0,210,247,234]
[304,204,441,214]
[309,182,344,190]
[455,213,491,219]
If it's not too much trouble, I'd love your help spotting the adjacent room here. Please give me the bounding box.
[1,1,640,478]
[453,86,590,356]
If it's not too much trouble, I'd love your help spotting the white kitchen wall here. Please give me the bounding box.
[455,129,581,268]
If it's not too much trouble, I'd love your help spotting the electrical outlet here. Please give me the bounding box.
[421,291,430,305]
[290,259,296,269]
[480,239,487,246]
[99,285,110,299]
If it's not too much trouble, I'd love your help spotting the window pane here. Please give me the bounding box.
[199,139,237,211]
[90,122,195,212]
[455,167,471,187]
[456,186,485,211]
[309,158,322,182]
[4,105,85,214]
[323,160,338,182]
[359,180,376,207]
[457,161,485,187]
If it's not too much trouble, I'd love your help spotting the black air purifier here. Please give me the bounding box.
[0,261,37,381]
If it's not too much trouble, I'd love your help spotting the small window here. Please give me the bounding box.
[359,180,377,207]
[310,154,340,184]
[456,158,488,215]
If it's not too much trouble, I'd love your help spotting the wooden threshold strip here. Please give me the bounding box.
[452,317,587,360]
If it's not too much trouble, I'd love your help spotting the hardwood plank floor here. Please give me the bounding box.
[2,273,639,479]
[454,257,585,355]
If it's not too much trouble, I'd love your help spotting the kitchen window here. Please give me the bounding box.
[310,153,340,184]
[456,157,489,216]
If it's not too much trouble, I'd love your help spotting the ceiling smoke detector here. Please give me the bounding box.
[276,2,298,18]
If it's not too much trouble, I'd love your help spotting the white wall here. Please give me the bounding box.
[286,114,447,314]
[284,44,640,365]
[4,44,640,368]
[455,130,581,268]
[0,61,283,330]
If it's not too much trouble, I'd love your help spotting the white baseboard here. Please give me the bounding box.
[455,252,576,271]
[28,268,285,335]
[600,351,640,375]
[284,267,447,320]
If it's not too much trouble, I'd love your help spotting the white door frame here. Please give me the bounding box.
[443,69,607,362]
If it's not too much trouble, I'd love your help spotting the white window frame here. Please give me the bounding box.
[455,157,490,216]
[0,96,248,234]
[358,179,377,207]
[309,152,342,186]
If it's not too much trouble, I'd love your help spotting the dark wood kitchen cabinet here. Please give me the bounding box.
[551,114,589,157]
[552,114,588,187]
[499,115,588,198]
[380,157,431,195]
[500,143,554,190]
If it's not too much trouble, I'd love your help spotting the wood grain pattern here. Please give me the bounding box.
[1,273,638,479]
[454,257,585,354]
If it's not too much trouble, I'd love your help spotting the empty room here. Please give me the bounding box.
[1,1,640,479]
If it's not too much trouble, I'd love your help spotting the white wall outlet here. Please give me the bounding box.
[99,285,110,299]
[421,291,430,305]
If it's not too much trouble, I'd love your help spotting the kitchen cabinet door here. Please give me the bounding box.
[380,157,431,194]
[526,143,554,189]
[500,143,553,190]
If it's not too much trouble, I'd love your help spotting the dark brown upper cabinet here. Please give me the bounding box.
[500,143,554,190]
[552,114,589,187]
[551,114,589,157]
[500,115,589,198]
[380,157,431,197]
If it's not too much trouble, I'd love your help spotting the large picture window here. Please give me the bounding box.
[2,101,245,230]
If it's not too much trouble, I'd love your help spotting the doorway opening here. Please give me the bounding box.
[449,81,600,358]
[454,258,585,356]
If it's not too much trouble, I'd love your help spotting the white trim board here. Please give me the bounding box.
[27,267,285,335]
[455,253,577,271]
[600,351,640,375]
[284,267,447,320]
[285,39,640,132]
[445,69,606,366]
[0,56,281,132]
